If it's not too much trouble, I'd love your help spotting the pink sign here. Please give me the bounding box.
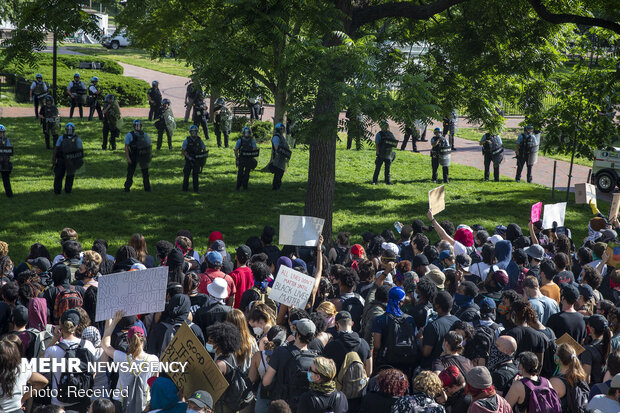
[531,202,542,223]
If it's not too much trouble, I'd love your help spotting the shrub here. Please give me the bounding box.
[250,120,273,143]
[231,116,246,132]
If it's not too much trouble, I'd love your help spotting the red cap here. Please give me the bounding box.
[209,231,223,243]
[350,244,365,258]
[127,326,145,341]
[454,228,474,247]
[439,366,460,387]
[147,376,157,387]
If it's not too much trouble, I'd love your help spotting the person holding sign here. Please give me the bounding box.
[430,127,450,183]
[371,120,397,185]
[234,126,258,191]
[0,125,14,198]
[52,123,83,195]
[181,125,208,193]
[269,122,291,190]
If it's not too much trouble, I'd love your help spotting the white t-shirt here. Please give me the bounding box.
[113,350,159,404]
[44,337,97,407]
[470,261,491,281]
[0,366,33,412]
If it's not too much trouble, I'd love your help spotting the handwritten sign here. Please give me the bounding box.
[269,266,316,309]
[542,202,567,230]
[610,193,620,221]
[574,183,597,206]
[531,202,542,223]
[161,322,228,402]
[556,333,585,356]
[606,242,620,269]
[95,267,167,322]
[279,215,324,247]
[428,185,445,214]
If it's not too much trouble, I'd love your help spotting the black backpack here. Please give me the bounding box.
[278,347,317,410]
[55,339,95,405]
[381,314,417,366]
[218,360,255,411]
[560,376,590,413]
[334,246,350,265]
[464,322,496,362]
[540,334,558,378]
[341,294,365,333]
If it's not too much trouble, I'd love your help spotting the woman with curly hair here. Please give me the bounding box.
[0,338,48,411]
[360,368,409,412]
[207,322,242,413]
[297,357,348,413]
[391,370,446,413]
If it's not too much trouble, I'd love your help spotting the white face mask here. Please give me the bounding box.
[187,410,201,413]
[253,326,264,336]
[413,291,419,301]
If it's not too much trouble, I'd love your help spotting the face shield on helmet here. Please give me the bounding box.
[0,125,6,138]
[36,74,43,80]
[132,119,142,132]
[275,123,285,134]
[242,126,252,138]
[91,77,98,84]
[434,127,441,135]
[152,80,158,87]
[189,125,199,136]
[65,123,75,136]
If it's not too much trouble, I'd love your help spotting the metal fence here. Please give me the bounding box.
[501,95,562,117]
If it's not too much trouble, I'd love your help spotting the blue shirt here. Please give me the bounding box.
[56,136,83,148]
[516,133,538,145]
[480,134,503,145]
[271,135,282,147]
[182,137,206,150]
[124,132,152,145]
[235,138,257,150]
[1,138,11,146]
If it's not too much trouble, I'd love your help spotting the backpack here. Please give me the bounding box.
[160,321,196,355]
[464,322,496,362]
[310,392,344,413]
[55,339,95,405]
[381,314,417,366]
[334,246,350,265]
[53,285,83,324]
[335,341,368,399]
[341,294,365,333]
[279,347,316,409]
[250,286,277,315]
[218,360,255,411]
[522,377,562,413]
[25,327,51,360]
[540,335,558,378]
[560,376,590,413]
[121,354,150,413]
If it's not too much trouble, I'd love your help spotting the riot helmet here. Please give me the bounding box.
[36,74,43,80]
[433,127,441,135]
[73,73,80,80]
[104,94,115,103]
[215,97,226,106]
[525,124,534,132]
[242,126,252,138]
[0,125,5,138]
[65,123,75,136]
[379,119,389,131]
[152,80,159,87]
[45,95,54,105]
[275,123,285,135]
[91,77,98,83]
[189,124,199,137]
[162,98,170,107]
[132,119,142,132]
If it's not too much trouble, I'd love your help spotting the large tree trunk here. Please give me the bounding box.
[273,85,287,125]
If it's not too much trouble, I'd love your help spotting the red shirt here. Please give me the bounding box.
[198,268,237,299]
[229,266,254,308]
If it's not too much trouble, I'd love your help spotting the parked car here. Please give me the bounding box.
[101,31,130,49]
[591,147,620,192]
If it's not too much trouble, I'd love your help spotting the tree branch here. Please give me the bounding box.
[527,0,620,34]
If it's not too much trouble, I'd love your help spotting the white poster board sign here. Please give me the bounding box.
[269,265,315,309]
[279,215,325,247]
[428,185,445,214]
[574,183,597,206]
[542,202,567,230]
[95,266,168,321]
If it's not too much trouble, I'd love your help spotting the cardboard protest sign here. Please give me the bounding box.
[269,265,316,309]
[279,215,325,247]
[542,202,567,230]
[96,267,167,322]
[574,183,597,206]
[555,333,585,356]
[605,242,620,269]
[161,322,229,402]
[530,202,542,223]
[428,185,445,214]
[610,193,620,220]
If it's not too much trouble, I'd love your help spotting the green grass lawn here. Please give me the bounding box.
[0,117,599,261]
[65,45,193,77]
[458,128,592,167]
[0,90,32,108]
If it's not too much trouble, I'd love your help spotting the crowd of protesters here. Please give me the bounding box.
[1,209,620,413]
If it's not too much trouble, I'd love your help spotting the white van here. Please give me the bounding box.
[591,148,620,192]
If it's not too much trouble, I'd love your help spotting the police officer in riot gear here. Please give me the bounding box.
[88,77,103,121]
[124,119,152,192]
[515,125,538,183]
[234,126,258,190]
[442,109,458,151]
[0,125,14,198]
[181,125,207,192]
[52,123,84,194]
[148,80,162,121]
[30,74,48,119]
[400,121,420,152]
[102,94,121,150]
[431,127,450,183]
[66,73,86,119]
[372,120,397,185]
[480,132,504,181]
[156,99,176,150]
[193,99,210,140]
[213,97,231,148]
[269,122,291,190]
[40,95,60,150]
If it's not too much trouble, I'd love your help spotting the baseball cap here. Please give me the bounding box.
[561,283,580,303]
[211,239,226,253]
[578,284,594,301]
[600,229,617,243]
[587,314,609,332]
[61,309,80,326]
[335,311,352,322]
[494,225,507,236]
[127,326,145,341]
[11,305,29,326]
[381,242,399,256]
[188,390,214,410]
[30,257,51,272]
[236,245,251,261]
[610,373,620,389]
[293,318,316,335]
[439,250,452,260]
[350,244,365,257]
[206,250,223,265]
[426,269,445,289]
[455,254,471,271]
[412,219,431,233]
[479,297,496,311]
[208,231,223,243]
[491,266,509,288]
[412,254,429,268]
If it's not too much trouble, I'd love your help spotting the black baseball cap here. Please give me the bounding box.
[335,311,352,322]
[188,390,213,409]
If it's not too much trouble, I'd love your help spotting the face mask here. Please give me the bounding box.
[498,304,510,315]
[307,371,313,382]
[454,293,471,307]
[187,410,200,413]
[253,326,263,336]
[325,316,335,325]
[205,343,214,353]
[413,291,419,301]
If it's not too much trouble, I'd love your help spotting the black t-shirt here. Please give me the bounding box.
[410,301,432,329]
[422,314,459,369]
[297,390,348,413]
[322,331,371,374]
[189,293,208,314]
[501,326,547,355]
[547,311,586,344]
[0,301,11,336]
[360,392,398,413]
[580,339,605,385]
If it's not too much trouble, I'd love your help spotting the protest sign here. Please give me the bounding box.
[556,333,585,356]
[161,322,228,401]
[95,267,167,322]
[530,202,542,223]
[279,215,324,247]
[606,242,620,269]
[428,185,445,214]
[269,265,316,309]
[610,193,620,220]
[542,202,567,229]
[574,183,597,206]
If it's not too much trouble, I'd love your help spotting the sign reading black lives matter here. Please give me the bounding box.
[269,265,316,309]
[95,267,167,322]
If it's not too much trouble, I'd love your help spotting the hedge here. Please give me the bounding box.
[2,53,124,76]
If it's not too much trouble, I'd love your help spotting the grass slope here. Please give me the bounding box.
[0,118,599,261]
